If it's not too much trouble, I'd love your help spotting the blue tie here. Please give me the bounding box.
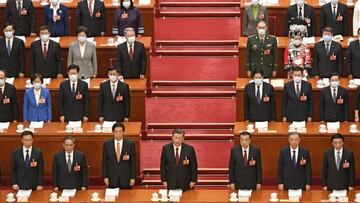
[256,85,261,104]
[25,150,30,168]
[292,150,296,168]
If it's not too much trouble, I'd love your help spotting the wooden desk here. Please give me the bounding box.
[236,78,357,122]
[0,122,142,185]
[12,78,146,123]
[0,0,155,37]
[240,0,354,37]
[238,36,352,78]
[234,122,360,184]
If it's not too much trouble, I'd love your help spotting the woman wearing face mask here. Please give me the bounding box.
[44,0,69,36]
[23,73,52,122]
[67,26,97,79]
[243,0,268,36]
[112,0,144,36]
[284,33,312,78]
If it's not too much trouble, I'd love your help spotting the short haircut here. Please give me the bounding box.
[288,131,300,138]
[257,20,267,27]
[292,67,303,73]
[172,128,185,136]
[124,27,135,36]
[67,64,80,73]
[239,131,252,139]
[108,66,120,73]
[3,22,13,30]
[30,73,43,84]
[76,26,88,36]
[252,69,264,78]
[331,133,344,142]
[112,122,125,132]
[322,27,333,34]
[329,72,340,79]
[39,25,50,32]
[0,69,7,77]
[63,135,75,143]
[21,130,34,139]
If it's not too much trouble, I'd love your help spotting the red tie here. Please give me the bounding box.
[129,44,134,61]
[243,150,248,166]
[175,147,180,165]
[43,43,47,59]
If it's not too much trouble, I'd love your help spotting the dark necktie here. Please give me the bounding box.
[72,83,76,95]
[129,44,134,61]
[332,88,337,103]
[112,84,116,99]
[67,154,72,172]
[175,147,180,166]
[296,82,300,98]
[336,151,341,170]
[292,150,296,168]
[298,7,302,18]
[0,87,3,99]
[25,149,30,168]
[7,40,11,56]
[17,1,22,15]
[333,6,336,19]
[256,85,261,104]
[43,43,47,59]
[243,150,248,167]
[88,0,93,16]
[326,44,330,55]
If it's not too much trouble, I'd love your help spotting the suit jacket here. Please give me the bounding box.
[67,41,97,79]
[277,146,312,190]
[355,87,360,110]
[113,7,144,36]
[320,86,348,122]
[282,80,313,122]
[320,2,348,36]
[76,0,106,37]
[242,5,268,36]
[98,80,130,121]
[244,82,276,121]
[115,41,147,79]
[322,148,355,190]
[284,4,317,37]
[0,37,25,77]
[228,144,262,190]
[4,0,36,36]
[347,40,360,78]
[102,139,136,188]
[44,4,69,37]
[160,143,198,192]
[58,79,90,121]
[313,40,343,78]
[29,40,62,78]
[11,147,44,189]
[23,87,52,122]
[0,83,18,122]
[52,150,88,189]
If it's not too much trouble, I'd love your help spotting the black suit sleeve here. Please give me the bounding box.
[11,86,18,121]
[256,148,262,184]
[76,3,82,28]
[342,6,349,36]
[29,43,36,75]
[284,8,291,36]
[310,7,317,36]
[349,151,355,187]
[58,84,65,117]
[98,83,104,118]
[81,154,88,188]
[228,148,235,184]
[160,146,167,182]
[305,151,312,185]
[140,43,147,75]
[348,45,353,76]
[244,86,250,120]
[55,43,62,75]
[344,89,349,121]
[337,44,343,76]
[4,2,11,24]
[19,41,25,74]
[130,141,136,179]
[101,142,108,178]
[115,47,123,75]
[277,151,284,184]
[124,84,130,119]
[313,44,319,76]
[51,155,58,187]
[11,151,17,185]
[37,151,44,186]
[282,86,289,119]
[190,146,198,182]
[320,90,325,121]
[29,2,36,34]
[270,86,276,121]
[83,84,90,118]
[320,7,326,35]
[308,84,313,118]
[322,152,328,186]
[355,88,360,110]
[100,2,106,33]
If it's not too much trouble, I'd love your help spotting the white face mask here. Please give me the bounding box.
[330,81,339,88]
[109,75,118,82]
[331,0,338,5]
[296,0,304,7]
[69,74,78,82]
[257,28,266,36]
[251,0,259,5]
[122,1,131,9]
[0,79,5,87]
[78,36,86,43]
[254,78,263,85]
[40,34,50,42]
[127,36,136,44]
[293,76,302,83]
[51,0,59,6]
[4,31,13,39]
[293,39,302,46]
[33,82,42,90]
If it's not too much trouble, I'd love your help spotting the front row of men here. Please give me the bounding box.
[9,123,355,191]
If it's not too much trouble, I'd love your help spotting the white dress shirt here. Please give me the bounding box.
[127,42,134,53]
[42,40,49,53]
[65,151,74,164]
[114,139,123,155]
[23,146,32,160]
[173,144,182,157]
[0,83,5,94]
[70,80,78,92]
[79,42,86,58]
[254,83,263,98]
[88,0,95,15]
[334,148,343,163]
[331,3,338,16]
[50,3,60,17]
[332,87,338,98]
[290,146,299,163]
[242,146,249,160]
[298,6,304,18]
[294,80,302,93]
[33,88,41,105]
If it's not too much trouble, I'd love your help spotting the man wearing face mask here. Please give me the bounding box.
[44,0,69,37]
[98,67,130,122]
[115,27,146,80]
[320,0,348,36]
[242,0,268,36]
[244,69,276,122]
[282,67,313,122]
[320,73,348,122]
[58,65,90,122]
[0,69,18,122]
[29,25,63,79]
[0,23,25,78]
[112,0,144,36]
[4,0,36,36]
[284,0,316,37]
[313,27,343,78]
[246,21,277,79]
[76,0,106,37]
[347,28,360,79]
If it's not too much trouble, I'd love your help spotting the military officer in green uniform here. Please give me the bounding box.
[246,21,278,78]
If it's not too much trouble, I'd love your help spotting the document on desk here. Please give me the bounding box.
[16,190,32,197]
[6,77,14,85]
[0,122,10,129]
[102,121,116,128]
[68,121,82,128]
[43,78,51,85]
[29,121,44,129]
[61,189,77,197]
[238,190,252,197]
[169,189,182,197]
[288,189,302,197]
[105,188,119,197]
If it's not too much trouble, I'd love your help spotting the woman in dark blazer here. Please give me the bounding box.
[44,0,69,36]
[112,0,144,36]
[23,74,52,122]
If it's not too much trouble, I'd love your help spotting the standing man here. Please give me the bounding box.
[347,28,360,79]
[320,0,348,36]
[4,0,36,36]
[246,21,278,78]
[52,136,88,190]
[322,133,355,190]
[160,129,198,192]
[102,122,136,188]
[76,0,106,37]
[0,69,18,122]
[11,131,44,190]
[277,132,312,190]
[229,131,262,190]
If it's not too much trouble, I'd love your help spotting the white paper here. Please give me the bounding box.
[61,189,76,197]
[117,36,127,45]
[270,79,284,87]
[354,79,360,86]
[16,190,32,197]
[0,122,10,129]
[159,189,168,196]
[29,121,44,129]
[288,189,302,197]
[327,122,340,130]
[102,121,116,128]
[330,190,347,197]
[105,188,119,197]
[68,121,82,128]
[15,36,26,43]
[303,37,316,44]
[292,121,306,128]
[49,37,60,43]
[139,0,150,5]
[43,78,51,85]
[238,190,252,197]
[168,189,182,197]
[5,77,14,84]
[81,78,90,87]
[255,121,268,129]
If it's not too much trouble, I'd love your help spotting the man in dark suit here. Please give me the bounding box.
[229,131,262,190]
[347,28,360,79]
[313,27,343,78]
[322,133,355,190]
[278,132,312,190]
[102,122,136,189]
[29,25,63,78]
[115,27,147,80]
[58,64,90,122]
[282,67,313,122]
[0,69,18,122]
[52,136,88,190]
[4,0,36,36]
[320,73,348,122]
[98,67,130,122]
[0,23,25,78]
[76,0,106,37]
[244,69,276,122]
[11,131,44,190]
[284,0,316,37]
[320,0,348,36]
[161,129,198,192]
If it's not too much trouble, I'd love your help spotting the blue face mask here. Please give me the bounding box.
[323,35,332,43]
[122,1,131,9]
